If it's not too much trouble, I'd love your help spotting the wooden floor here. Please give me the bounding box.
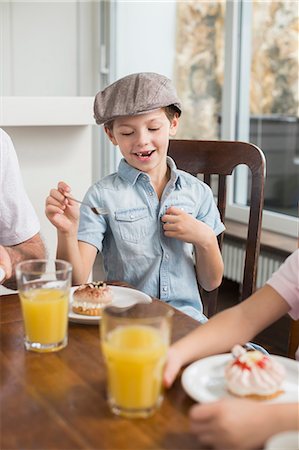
[216,278,291,357]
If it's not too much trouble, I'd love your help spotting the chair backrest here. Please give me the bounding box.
[168,139,266,317]
[288,319,299,360]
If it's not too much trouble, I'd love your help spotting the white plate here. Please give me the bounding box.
[68,285,152,325]
[182,353,299,404]
[265,431,299,450]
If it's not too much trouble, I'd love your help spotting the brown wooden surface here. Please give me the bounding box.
[0,290,200,450]
[168,139,265,317]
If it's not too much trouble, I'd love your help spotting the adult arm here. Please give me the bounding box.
[1,233,45,289]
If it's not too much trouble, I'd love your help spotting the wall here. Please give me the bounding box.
[2,125,92,260]
[1,2,98,96]
[0,2,99,263]
[114,1,176,79]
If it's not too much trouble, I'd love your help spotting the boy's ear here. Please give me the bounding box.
[104,126,118,145]
[169,116,179,137]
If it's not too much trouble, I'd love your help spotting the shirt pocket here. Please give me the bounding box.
[115,207,150,243]
[169,202,194,216]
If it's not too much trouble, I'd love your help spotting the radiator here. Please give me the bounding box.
[222,241,285,289]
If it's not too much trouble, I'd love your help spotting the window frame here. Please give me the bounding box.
[222,0,298,238]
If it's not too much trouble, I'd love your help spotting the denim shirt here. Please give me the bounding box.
[78,157,225,322]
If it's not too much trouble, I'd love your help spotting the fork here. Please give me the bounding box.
[66,196,108,216]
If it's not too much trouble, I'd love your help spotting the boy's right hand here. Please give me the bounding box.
[45,181,80,234]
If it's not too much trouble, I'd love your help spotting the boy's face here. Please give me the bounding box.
[104,109,179,176]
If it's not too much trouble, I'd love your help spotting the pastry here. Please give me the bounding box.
[225,344,286,400]
[72,282,113,316]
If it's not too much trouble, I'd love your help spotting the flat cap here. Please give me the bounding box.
[94,72,182,125]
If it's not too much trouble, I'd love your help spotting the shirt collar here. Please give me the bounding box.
[118,156,183,189]
[167,155,183,189]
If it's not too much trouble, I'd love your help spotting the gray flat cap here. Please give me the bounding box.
[94,72,182,125]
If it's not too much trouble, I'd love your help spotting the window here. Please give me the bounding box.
[173,0,298,237]
[248,1,298,228]
[174,2,225,141]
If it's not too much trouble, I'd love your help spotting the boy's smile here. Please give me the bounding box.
[104,109,179,180]
[134,149,155,159]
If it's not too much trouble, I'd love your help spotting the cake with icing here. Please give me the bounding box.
[225,345,286,400]
[72,281,113,316]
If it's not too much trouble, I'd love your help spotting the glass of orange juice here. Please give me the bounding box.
[16,259,72,353]
[101,302,173,418]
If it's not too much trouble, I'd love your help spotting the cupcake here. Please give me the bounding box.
[225,345,286,400]
[72,281,113,316]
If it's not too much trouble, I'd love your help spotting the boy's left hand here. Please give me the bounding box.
[161,206,211,245]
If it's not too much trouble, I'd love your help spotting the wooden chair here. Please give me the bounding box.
[288,319,299,359]
[168,139,266,318]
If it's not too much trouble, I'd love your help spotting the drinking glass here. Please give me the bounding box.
[16,259,72,352]
[101,302,173,418]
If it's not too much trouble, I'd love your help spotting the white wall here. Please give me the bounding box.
[114,1,176,79]
[3,125,93,260]
[1,2,97,96]
[0,2,98,264]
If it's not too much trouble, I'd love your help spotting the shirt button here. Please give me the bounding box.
[162,286,167,292]
[165,254,169,260]
[130,214,134,219]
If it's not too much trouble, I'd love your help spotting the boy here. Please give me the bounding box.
[46,72,225,321]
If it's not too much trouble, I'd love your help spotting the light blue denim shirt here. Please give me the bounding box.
[78,157,225,322]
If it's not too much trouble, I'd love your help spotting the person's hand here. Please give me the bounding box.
[189,398,275,449]
[45,181,80,234]
[0,245,12,283]
[163,346,185,388]
[161,206,213,245]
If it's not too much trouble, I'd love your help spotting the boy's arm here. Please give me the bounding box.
[193,225,223,291]
[161,206,224,291]
[46,181,97,284]
[57,233,97,284]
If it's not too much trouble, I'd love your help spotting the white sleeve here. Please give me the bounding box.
[0,129,40,245]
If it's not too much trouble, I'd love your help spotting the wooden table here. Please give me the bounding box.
[0,290,200,450]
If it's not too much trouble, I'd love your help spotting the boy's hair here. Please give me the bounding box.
[94,72,182,126]
[164,105,181,122]
[104,105,179,131]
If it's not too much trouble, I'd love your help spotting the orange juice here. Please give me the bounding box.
[102,325,167,413]
[19,288,68,347]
